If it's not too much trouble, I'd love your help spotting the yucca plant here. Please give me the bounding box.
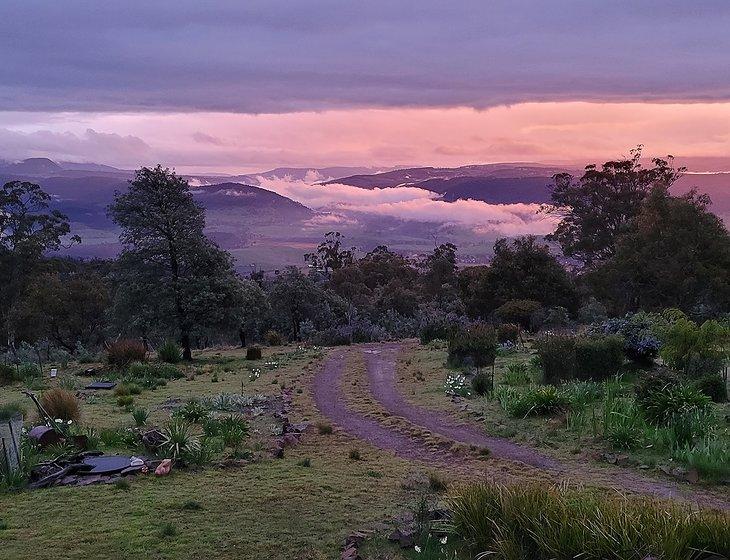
[161,418,200,459]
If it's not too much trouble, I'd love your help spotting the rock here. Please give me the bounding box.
[141,429,165,452]
[387,528,415,548]
[685,468,699,484]
[341,545,359,560]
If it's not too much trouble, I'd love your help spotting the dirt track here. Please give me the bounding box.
[312,342,730,509]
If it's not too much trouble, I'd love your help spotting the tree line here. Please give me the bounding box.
[1,147,728,360]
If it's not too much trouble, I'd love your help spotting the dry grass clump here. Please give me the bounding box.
[40,388,80,422]
[107,339,146,367]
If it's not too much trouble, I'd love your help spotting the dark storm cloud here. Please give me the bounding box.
[1,1,730,113]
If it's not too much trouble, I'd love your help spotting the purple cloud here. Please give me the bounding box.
[1,2,729,113]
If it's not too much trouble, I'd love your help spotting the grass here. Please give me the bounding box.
[450,481,730,560]
[397,340,730,483]
[0,344,423,560]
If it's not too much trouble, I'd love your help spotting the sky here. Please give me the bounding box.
[2,1,730,172]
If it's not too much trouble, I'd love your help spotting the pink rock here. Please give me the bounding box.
[155,459,173,476]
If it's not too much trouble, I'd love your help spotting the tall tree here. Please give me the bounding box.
[304,231,354,273]
[421,243,459,300]
[9,271,109,352]
[461,236,576,317]
[108,166,242,360]
[0,181,79,343]
[586,186,730,315]
[544,147,683,267]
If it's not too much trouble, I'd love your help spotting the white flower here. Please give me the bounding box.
[414,545,422,553]
[440,536,448,544]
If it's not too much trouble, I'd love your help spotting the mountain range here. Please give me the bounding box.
[1,157,728,270]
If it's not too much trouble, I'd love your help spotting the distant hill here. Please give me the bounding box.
[0,157,63,175]
[192,182,313,220]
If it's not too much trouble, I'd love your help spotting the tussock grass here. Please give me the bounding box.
[450,481,730,560]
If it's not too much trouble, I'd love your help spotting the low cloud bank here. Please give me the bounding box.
[254,175,555,235]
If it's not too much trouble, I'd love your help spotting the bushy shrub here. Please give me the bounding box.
[471,371,493,395]
[157,340,182,364]
[692,374,727,403]
[530,306,572,332]
[107,339,146,367]
[638,383,711,425]
[496,323,519,344]
[534,335,576,383]
[0,364,20,386]
[264,330,284,346]
[660,318,728,378]
[494,299,542,331]
[418,309,467,344]
[449,481,730,559]
[116,395,134,408]
[246,346,262,360]
[74,341,99,364]
[574,335,624,381]
[40,388,80,422]
[578,297,608,325]
[590,315,660,365]
[634,367,680,406]
[173,400,209,423]
[447,323,497,369]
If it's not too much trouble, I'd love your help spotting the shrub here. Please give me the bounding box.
[297,458,312,467]
[0,402,26,421]
[449,481,730,559]
[203,415,248,448]
[530,306,572,332]
[590,315,660,365]
[660,318,728,377]
[264,330,284,346]
[40,388,80,422]
[161,418,200,459]
[692,374,727,403]
[0,364,20,386]
[496,323,519,344]
[317,422,333,435]
[157,340,182,364]
[348,448,361,461]
[131,408,149,427]
[578,297,608,325]
[494,299,542,331]
[502,363,531,386]
[116,395,134,408]
[534,335,576,383]
[471,371,493,396]
[174,400,210,423]
[448,323,497,369]
[574,335,624,381]
[107,339,146,367]
[428,472,448,493]
[418,310,467,344]
[639,384,711,426]
[246,346,262,360]
[634,368,679,406]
